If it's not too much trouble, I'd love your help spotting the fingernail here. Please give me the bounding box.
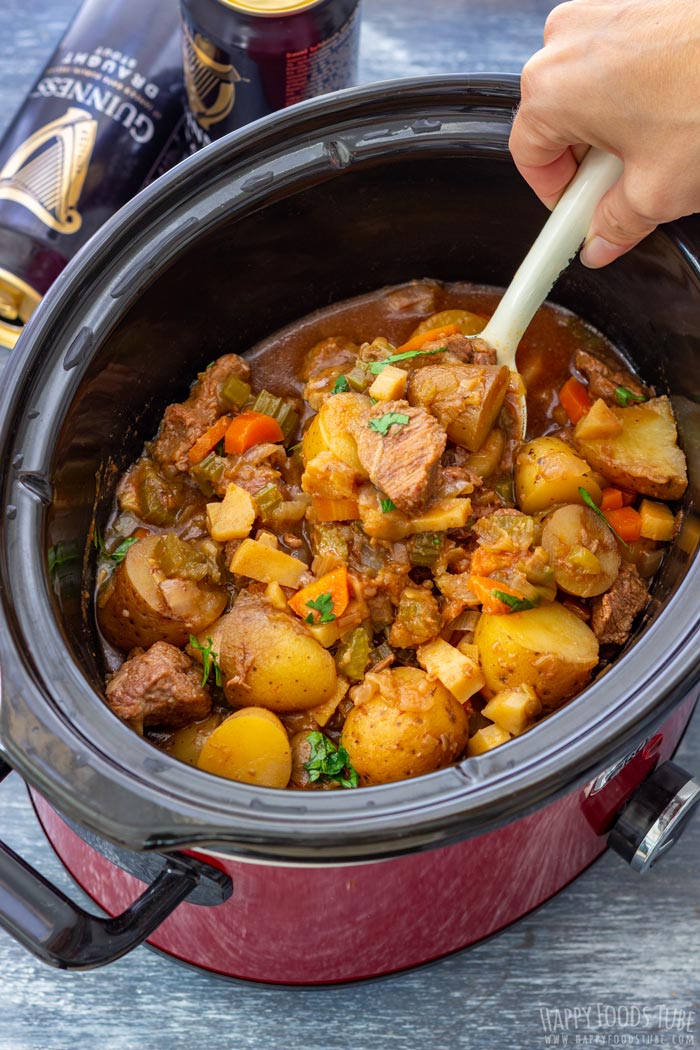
[580,236,623,269]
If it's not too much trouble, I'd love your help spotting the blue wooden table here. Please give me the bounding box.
[0,2,698,1048]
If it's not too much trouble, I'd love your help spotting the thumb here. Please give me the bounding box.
[580,175,658,268]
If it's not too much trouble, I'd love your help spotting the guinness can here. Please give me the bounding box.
[0,0,186,363]
[180,0,361,150]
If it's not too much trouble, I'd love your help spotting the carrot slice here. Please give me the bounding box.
[288,566,350,624]
[600,487,624,511]
[468,576,526,615]
[559,376,593,424]
[393,323,461,356]
[187,415,233,464]
[603,506,643,543]
[312,496,359,522]
[224,411,284,455]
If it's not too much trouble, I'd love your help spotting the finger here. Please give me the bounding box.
[509,102,581,207]
[580,177,658,268]
[514,150,580,209]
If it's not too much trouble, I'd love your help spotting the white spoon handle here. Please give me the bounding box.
[480,148,624,368]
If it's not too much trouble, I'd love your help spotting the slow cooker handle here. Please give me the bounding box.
[608,761,700,873]
[0,758,232,969]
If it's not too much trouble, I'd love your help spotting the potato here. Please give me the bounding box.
[573,395,687,499]
[481,685,541,736]
[541,504,621,597]
[301,392,371,474]
[167,713,223,766]
[197,708,292,788]
[514,435,602,515]
[340,667,469,785]
[215,591,338,712]
[475,602,599,710]
[410,308,487,338]
[465,427,505,479]
[407,362,510,451]
[467,723,512,756]
[98,535,227,651]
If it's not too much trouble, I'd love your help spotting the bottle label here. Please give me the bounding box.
[0,108,97,234]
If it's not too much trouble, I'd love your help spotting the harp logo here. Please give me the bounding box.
[182,24,243,131]
[0,107,97,234]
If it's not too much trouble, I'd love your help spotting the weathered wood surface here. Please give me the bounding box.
[0,1,698,1047]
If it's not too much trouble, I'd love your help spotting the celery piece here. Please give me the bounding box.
[312,523,349,563]
[220,374,251,410]
[410,531,445,567]
[255,482,283,519]
[335,627,371,681]
[140,470,179,526]
[345,365,370,392]
[252,390,299,442]
[190,452,226,497]
[155,533,210,581]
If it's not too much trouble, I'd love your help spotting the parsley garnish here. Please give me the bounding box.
[615,386,646,407]
[305,591,336,623]
[304,731,359,788]
[492,589,538,612]
[380,497,396,513]
[369,346,448,374]
[189,634,223,688]
[368,412,410,436]
[93,528,139,564]
[578,486,631,550]
[332,374,350,394]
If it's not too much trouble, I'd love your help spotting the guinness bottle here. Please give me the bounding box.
[180,0,361,150]
[0,0,186,364]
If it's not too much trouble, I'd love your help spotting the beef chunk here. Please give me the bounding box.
[353,399,446,514]
[105,641,211,733]
[591,563,649,646]
[575,349,648,406]
[151,354,250,472]
[405,333,497,368]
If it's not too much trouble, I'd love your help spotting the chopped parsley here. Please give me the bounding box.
[332,374,350,394]
[492,589,538,612]
[380,497,396,513]
[305,591,336,623]
[368,412,410,436]
[189,634,223,688]
[92,528,139,564]
[369,345,448,373]
[304,731,359,788]
[615,386,646,407]
[578,486,631,549]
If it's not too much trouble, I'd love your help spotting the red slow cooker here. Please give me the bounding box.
[1,76,699,984]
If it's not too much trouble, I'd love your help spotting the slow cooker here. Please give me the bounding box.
[0,76,699,983]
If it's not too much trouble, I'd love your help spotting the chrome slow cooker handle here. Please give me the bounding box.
[608,761,700,873]
[0,758,232,969]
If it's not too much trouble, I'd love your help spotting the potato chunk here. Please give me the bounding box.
[98,535,227,651]
[341,667,469,785]
[541,504,621,598]
[573,395,687,499]
[407,362,509,451]
[475,602,599,710]
[206,482,256,541]
[197,708,292,788]
[515,436,602,515]
[213,591,337,712]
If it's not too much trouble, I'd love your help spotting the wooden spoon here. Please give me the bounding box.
[478,148,624,436]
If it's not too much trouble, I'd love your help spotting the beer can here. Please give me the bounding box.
[180,0,362,150]
[0,0,186,363]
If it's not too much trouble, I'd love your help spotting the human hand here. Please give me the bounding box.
[509,0,700,267]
